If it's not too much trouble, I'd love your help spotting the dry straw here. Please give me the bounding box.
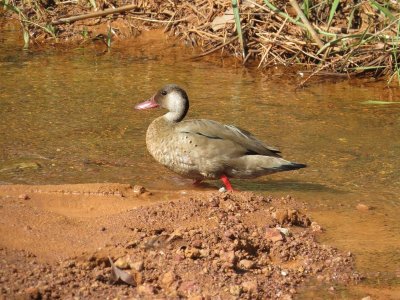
[2,0,400,83]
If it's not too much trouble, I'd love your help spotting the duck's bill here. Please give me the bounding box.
[134,96,159,110]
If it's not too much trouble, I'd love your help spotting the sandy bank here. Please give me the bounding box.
[0,183,359,299]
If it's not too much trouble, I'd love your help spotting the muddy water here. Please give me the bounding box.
[1,22,400,297]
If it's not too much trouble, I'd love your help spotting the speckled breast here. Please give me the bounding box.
[145,117,203,180]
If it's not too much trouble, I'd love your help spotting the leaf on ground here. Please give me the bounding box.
[211,8,234,31]
[108,257,135,286]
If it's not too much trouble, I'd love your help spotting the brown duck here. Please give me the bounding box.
[135,84,306,191]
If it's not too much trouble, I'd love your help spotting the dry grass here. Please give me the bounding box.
[2,0,400,83]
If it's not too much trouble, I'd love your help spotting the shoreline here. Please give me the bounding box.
[2,1,400,83]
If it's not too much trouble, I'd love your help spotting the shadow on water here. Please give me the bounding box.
[233,179,345,194]
[160,176,345,194]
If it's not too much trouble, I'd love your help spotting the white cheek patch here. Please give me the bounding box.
[166,91,181,112]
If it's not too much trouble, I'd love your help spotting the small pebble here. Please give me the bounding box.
[238,259,255,270]
[130,261,144,272]
[277,227,290,236]
[311,222,323,232]
[241,280,258,293]
[133,185,146,195]
[18,194,30,200]
[356,204,371,211]
[161,271,176,286]
[265,228,283,242]
[229,285,241,296]
[273,209,288,224]
[114,257,129,269]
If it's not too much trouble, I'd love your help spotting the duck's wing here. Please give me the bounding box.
[176,119,281,157]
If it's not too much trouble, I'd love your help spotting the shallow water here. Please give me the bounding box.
[1,22,400,298]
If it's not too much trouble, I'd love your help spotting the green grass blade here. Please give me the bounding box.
[260,0,336,37]
[231,0,246,59]
[88,0,97,10]
[45,24,56,37]
[388,19,400,85]
[262,0,300,26]
[370,0,395,21]
[327,0,340,29]
[316,25,369,56]
[396,19,400,85]
[1,0,22,14]
[302,0,310,18]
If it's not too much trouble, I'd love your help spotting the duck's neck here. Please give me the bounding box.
[163,107,188,123]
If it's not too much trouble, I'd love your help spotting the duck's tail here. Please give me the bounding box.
[276,161,307,171]
[226,156,306,179]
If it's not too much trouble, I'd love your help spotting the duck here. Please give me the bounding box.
[135,84,306,191]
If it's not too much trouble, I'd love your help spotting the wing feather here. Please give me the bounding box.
[176,119,281,157]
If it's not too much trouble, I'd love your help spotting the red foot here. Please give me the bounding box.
[220,175,233,191]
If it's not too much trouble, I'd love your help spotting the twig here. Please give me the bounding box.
[163,12,176,32]
[188,29,224,40]
[128,15,188,24]
[298,71,352,77]
[298,56,344,87]
[258,17,287,67]
[52,4,138,25]
[190,35,239,59]
[288,0,324,49]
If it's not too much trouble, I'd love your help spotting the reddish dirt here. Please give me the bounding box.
[0,183,360,299]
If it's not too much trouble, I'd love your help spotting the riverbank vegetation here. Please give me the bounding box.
[1,0,400,84]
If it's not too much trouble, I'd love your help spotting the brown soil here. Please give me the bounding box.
[0,183,360,299]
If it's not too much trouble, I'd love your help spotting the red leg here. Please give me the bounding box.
[220,175,233,191]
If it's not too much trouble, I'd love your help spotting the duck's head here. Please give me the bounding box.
[135,84,189,122]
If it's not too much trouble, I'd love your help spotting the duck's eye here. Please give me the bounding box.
[161,90,167,96]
